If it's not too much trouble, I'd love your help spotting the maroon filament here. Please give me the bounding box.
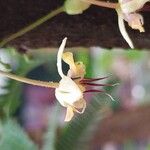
[81,82,113,87]
[82,76,110,82]
[84,89,105,93]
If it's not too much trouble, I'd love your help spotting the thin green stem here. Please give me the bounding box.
[0,6,64,47]
[82,0,118,9]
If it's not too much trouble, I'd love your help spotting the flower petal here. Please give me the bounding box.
[116,8,134,48]
[73,98,86,109]
[72,99,86,114]
[55,76,83,106]
[75,62,86,78]
[65,106,74,122]
[62,52,77,73]
[63,52,86,78]
[57,38,67,78]
[124,13,145,32]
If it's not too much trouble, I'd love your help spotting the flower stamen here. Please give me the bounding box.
[81,82,114,87]
[82,76,110,82]
[84,89,105,93]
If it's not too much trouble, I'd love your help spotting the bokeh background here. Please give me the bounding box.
[0,46,150,150]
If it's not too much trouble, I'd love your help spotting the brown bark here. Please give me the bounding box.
[0,0,150,51]
[92,105,150,146]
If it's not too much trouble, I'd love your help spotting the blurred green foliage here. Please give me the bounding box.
[0,119,37,150]
[0,47,112,150]
[0,47,149,150]
[0,48,55,118]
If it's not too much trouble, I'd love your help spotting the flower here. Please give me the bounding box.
[118,0,150,32]
[55,38,86,121]
[116,0,149,48]
[82,0,149,48]
[0,38,115,122]
[55,38,115,121]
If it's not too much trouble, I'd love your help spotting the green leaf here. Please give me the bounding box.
[0,48,52,117]
[0,61,11,71]
[0,119,37,150]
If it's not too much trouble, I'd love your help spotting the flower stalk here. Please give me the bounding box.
[0,70,59,88]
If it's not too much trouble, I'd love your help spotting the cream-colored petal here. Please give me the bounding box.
[57,38,67,78]
[55,76,83,106]
[73,98,86,109]
[67,61,86,78]
[75,61,86,78]
[62,52,77,72]
[73,99,86,114]
[130,22,145,32]
[65,106,74,122]
[116,8,134,49]
[127,13,145,32]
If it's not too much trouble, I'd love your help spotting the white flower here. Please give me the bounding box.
[55,38,86,121]
[0,38,87,122]
[0,38,115,122]
[116,0,149,48]
[82,0,149,48]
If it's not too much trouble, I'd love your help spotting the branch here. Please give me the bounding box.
[0,0,150,51]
